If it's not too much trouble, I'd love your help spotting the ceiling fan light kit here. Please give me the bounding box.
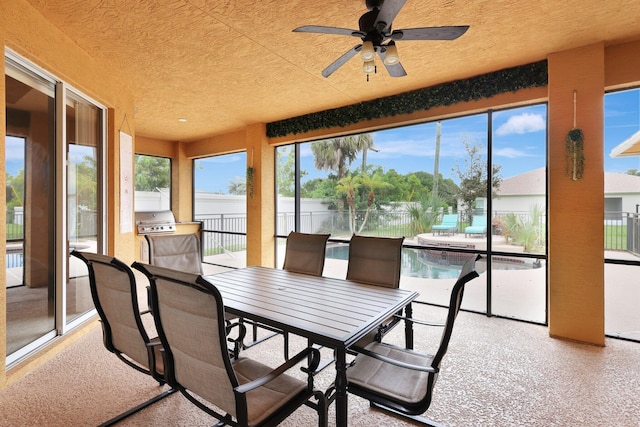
[293,0,469,78]
[360,41,376,61]
[362,60,376,74]
[383,41,399,65]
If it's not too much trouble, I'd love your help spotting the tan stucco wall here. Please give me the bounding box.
[548,44,606,345]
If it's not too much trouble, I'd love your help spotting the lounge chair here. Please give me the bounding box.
[465,216,487,237]
[431,214,458,236]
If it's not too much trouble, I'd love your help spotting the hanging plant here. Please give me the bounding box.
[565,128,584,181]
[246,166,255,198]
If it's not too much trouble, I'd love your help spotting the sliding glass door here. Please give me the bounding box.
[5,51,105,364]
[5,59,57,358]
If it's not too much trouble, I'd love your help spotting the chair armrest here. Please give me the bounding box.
[226,320,247,341]
[393,314,445,327]
[352,346,439,373]
[225,321,247,360]
[234,347,321,394]
[146,340,163,348]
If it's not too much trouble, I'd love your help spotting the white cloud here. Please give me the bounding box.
[196,153,243,164]
[496,113,545,136]
[493,147,536,158]
[5,136,25,161]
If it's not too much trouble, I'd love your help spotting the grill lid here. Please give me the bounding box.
[135,210,176,234]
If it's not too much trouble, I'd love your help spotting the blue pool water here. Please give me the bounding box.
[326,245,461,279]
[326,245,535,280]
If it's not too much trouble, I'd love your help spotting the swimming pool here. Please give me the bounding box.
[325,244,536,280]
[326,245,461,279]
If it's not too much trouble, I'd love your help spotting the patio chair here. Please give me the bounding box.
[346,234,405,347]
[282,231,330,276]
[346,254,481,426]
[133,262,328,427]
[431,214,459,236]
[464,216,488,238]
[144,233,204,317]
[70,251,176,427]
[281,231,331,363]
[145,233,203,274]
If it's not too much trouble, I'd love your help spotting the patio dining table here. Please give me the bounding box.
[203,266,419,427]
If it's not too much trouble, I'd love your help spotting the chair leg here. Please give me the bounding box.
[315,390,329,427]
[370,401,447,427]
[98,388,177,427]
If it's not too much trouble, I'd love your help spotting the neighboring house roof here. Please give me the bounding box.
[497,168,545,196]
[606,171,640,194]
[497,168,640,196]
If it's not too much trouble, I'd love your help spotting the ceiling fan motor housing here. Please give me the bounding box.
[359,10,387,45]
[366,0,383,11]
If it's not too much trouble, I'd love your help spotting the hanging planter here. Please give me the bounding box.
[565,90,584,181]
[246,149,255,198]
[565,128,584,181]
[246,166,254,198]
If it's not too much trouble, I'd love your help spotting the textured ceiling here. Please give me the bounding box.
[25,0,640,142]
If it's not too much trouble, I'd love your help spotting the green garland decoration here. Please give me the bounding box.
[246,166,255,198]
[565,128,585,181]
[266,60,548,138]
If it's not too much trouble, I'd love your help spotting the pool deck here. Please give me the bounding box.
[414,232,524,253]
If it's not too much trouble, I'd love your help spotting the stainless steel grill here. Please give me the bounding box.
[135,210,176,235]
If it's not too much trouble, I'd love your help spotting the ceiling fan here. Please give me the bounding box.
[293,0,469,78]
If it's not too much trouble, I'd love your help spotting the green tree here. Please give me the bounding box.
[74,155,98,210]
[626,168,640,176]
[352,133,376,173]
[335,171,391,233]
[310,134,375,179]
[301,176,338,200]
[357,171,392,232]
[276,146,307,197]
[336,175,360,233]
[227,176,246,195]
[134,154,170,191]
[6,169,24,210]
[452,136,502,222]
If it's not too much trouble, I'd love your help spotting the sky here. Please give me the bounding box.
[6,89,640,193]
[192,88,640,192]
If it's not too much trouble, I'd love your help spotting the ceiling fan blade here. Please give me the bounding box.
[383,61,407,77]
[293,25,362,37]
[378,50,407,77]
[392,26,469,41]
[322,45,362,78]
[375,0,407,32]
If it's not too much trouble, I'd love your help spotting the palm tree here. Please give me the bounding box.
[336,175,361,233]
[310,137,358,179]
[356,171,392,233]
[336,172,391,233]
[352,133,376,173]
